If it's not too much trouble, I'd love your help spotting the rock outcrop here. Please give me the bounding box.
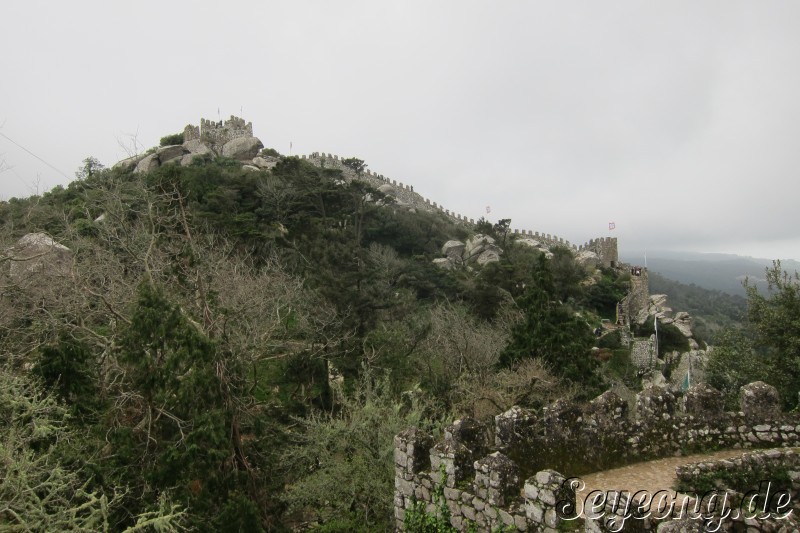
[7,233,72,281]
[134,153,160,174]
[515,236,554,258]
[222,136,264,160]
[575,249,600,267]
[252,156,279,170]
[156,144,187,164]
[115,116,267,174]
[183,138,213,155]
[433,235,503,268]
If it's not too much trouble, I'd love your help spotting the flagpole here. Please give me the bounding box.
[653,315,658,362]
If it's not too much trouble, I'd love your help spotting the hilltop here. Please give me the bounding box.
[1,116,794,531]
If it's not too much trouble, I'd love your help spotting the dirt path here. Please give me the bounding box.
[575,449,747,499]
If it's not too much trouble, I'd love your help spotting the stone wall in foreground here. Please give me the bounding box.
[394,381,800,531]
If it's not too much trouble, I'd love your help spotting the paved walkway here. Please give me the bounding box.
[575,449,747,499]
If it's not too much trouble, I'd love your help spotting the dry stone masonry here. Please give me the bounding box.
[394,382,800,531]
[671,448,800,532]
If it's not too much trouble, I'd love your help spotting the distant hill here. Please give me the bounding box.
[646,271,747,343]
[620,250,800,297]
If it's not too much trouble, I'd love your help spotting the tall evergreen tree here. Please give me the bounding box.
[499,255,603,399]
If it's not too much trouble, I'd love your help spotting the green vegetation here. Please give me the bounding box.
[604,346,640,389]
[706,263,800,409]
[648,271,746,343]
[261,147,282,157]
[0,149,644,529]
[0,364,187,531]
[404,465,455,533]
[75,156,106,180]
[633,316,690,355]
[342,156,367,174]
[675,463,791,498]
[500,254,604,400]
[159,132,185,146]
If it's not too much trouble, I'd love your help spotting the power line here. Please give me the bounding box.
[0,152,37,194]
[0,131,71,180]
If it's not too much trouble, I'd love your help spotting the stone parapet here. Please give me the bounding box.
[394,382,800,531]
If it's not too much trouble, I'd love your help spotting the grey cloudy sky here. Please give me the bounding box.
[2,1,799,260]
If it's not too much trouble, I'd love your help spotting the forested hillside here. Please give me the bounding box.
[647,271,746,343]
[0,153,637,531]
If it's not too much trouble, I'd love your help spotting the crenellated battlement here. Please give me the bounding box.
[300,152,618,265]
[394,381,800,531]
[146,116,620,266]
[578,237,619,268]
[183,115,253,151]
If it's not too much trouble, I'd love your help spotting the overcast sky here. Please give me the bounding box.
[2,1,799,260]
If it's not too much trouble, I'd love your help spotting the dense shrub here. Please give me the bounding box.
[159,132,185,146]
[260,147,281,157]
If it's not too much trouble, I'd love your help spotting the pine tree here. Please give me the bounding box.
[499,255,603,399]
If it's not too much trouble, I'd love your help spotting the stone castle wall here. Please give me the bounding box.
[301,152,619,266]
[141,116,621,267]
[394,382,800,531]
[183,115,253,151]
[618,267,650,327]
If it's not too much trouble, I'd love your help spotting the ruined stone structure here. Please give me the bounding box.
[183,115,253,152]
[394,381,800,531]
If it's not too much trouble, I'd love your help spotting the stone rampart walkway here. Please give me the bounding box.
[575,449,747,499]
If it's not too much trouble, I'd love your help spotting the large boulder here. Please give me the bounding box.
[517,237,553,258]
[647,294,672,319]
[464,234,502,264]
[432,257,453,269]
[183,138,214,155]
[252,156,278,170]
[133,153,159,174]
[222,136,264,160]
[8,233,72,280]
[441,240,465,261]
[476,248,501,265]
[575,250,600,268]
[113,154,145,171]
[464,234,495,259]
[672,311,693,338]
[585,390,628,427]
[156,144,187,164]
[180,154,202,166]
[517,237,544,249]
[434,235,503,267]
